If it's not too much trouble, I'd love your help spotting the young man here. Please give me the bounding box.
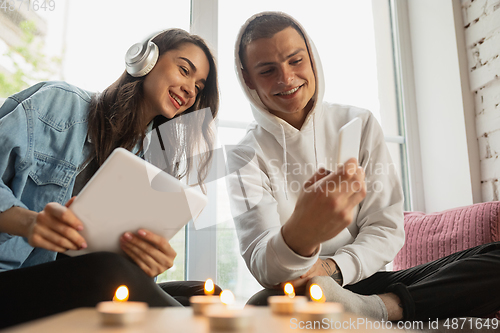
[226,11,500,322]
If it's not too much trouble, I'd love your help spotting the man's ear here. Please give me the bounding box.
[242,69,256,90]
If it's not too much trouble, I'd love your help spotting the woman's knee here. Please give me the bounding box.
[85,252,132,268]
[70,252,144,281]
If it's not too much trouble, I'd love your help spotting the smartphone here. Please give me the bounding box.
[337,117,362,165]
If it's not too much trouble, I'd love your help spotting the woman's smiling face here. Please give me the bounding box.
[143,42,210,122]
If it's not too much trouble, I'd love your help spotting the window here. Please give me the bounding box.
[1,0,409,304]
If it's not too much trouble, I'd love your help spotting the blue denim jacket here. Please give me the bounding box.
[0,81,95,271]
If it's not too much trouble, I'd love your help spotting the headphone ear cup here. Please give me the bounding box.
[125,41,159,77]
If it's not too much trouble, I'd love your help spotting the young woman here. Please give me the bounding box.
[0,28,219,328]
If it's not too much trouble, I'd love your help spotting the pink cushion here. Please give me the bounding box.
[393,201,500,271]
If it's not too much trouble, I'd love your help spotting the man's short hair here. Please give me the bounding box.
[239,13,306,70]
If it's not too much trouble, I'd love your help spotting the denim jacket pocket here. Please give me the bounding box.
[26,153,76,211]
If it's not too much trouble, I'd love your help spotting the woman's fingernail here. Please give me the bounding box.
[124,232,133,240]
[138,230,146,237]
[76,225,83,231]
[80,242,87,249]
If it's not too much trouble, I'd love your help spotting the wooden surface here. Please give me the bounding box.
[5,307,407,332]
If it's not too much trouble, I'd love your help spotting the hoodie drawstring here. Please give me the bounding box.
[279,123,288,200]
[313,113,318,170]
[280,114,319,201]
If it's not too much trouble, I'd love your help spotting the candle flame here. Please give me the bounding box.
[284,283,295,298]
[204,278,215,295]
[113,285,129,302]
[219,290,235,305]
[310,284,325,303]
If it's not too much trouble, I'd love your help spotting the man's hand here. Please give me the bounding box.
[280,258,343,294]
[120,229,176,277]
[282,158,366,257]
[301,258,343,285]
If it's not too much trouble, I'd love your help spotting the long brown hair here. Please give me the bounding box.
[87,29,219,189]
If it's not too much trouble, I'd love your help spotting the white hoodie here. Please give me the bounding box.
[226,12,404,289]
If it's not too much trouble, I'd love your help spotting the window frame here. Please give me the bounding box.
[185,0,218,282]
[388,0,424,212]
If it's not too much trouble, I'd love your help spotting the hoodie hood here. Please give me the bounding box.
[234,12,326,199]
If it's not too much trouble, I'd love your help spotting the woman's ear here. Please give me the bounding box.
[242,69,256,90]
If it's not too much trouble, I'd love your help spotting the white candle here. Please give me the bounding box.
[190,295,222,315]
[206,306,253,331]
[190,279,222,315]
[96,285,148,326]
[206,290,253,331]
[297,284,343,322]
[268,283,308,315]
[297,301,343,322]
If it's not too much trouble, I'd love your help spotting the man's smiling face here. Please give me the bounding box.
[242,26,316,128]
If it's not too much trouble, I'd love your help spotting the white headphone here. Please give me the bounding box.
[125,31,163,77]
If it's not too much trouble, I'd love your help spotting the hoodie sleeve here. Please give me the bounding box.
[226,145,321,288]
[330,113,405,286]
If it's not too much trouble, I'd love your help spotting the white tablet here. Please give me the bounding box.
[66,148,207,256]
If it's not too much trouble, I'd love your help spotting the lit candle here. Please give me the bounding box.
[310,284,326,303]
[268,283,307,315]
[189,279,222,315]
[220,289,235,304]
[96,285,148,326]
[206,290,253,331]
[297,284,343,322]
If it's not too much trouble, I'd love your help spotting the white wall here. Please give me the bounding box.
[462,0,500,202]
[405,0,481,213]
